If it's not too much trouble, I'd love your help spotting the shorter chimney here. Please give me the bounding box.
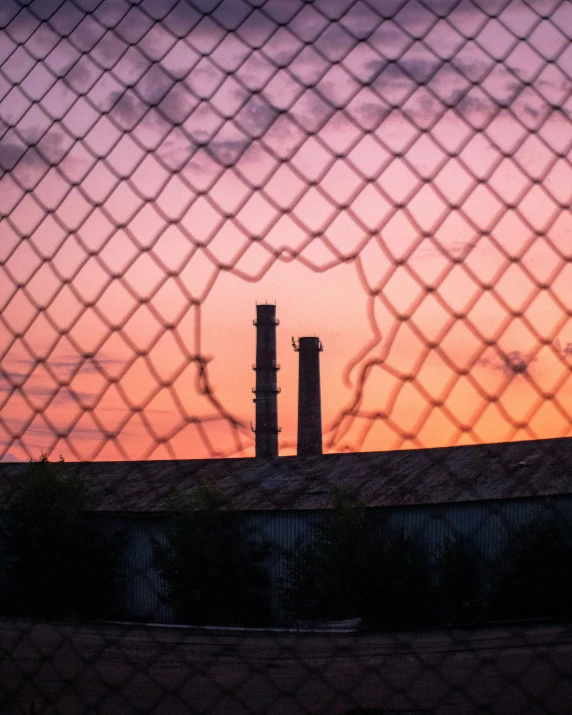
[293,336,323,457]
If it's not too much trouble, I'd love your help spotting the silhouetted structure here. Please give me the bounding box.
[1,437,571,624]
[252,304,280,458]
[294,337,323,456]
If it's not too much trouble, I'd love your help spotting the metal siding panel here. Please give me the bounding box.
[55,493,572,625]
[94,515,175,623]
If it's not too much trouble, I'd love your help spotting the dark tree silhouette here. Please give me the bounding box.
[1,456,122,619]
[153,484,270,626]
[436,535,482,626]
[490,515,572,621]
[283,490,436,629]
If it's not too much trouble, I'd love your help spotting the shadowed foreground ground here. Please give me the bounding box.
[1,619,571,714]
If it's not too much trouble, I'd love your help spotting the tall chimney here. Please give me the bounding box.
[252,304,280,458]
[293,336,323,457]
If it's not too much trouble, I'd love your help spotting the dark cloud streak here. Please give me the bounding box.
[2,0,566,172]
[477,350,535,375]
[0,127,76,177]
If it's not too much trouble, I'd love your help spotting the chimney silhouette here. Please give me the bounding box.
[293,336,323,456]
[252,304,280,458]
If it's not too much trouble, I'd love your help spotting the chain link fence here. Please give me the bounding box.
[1,0,572,712]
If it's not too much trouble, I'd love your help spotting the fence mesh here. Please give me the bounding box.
[1,0,572,713]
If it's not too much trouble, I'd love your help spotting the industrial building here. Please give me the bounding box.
[1,437,572,623]
[1,306,571,623]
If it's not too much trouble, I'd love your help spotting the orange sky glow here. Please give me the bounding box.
[1,0,572,462]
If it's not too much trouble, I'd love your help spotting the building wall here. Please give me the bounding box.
[91,494,572,625]
[3,492,569,625]
[96,514,176,623]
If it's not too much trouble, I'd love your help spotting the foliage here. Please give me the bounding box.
[282,489,435,629]
[1,456,122,620]
[367,527,436,629]
[153,483,270,626]
[435,535,482,626]
[489,515,572,621]
[282,489,375,622]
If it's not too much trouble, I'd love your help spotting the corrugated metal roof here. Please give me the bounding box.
[1,438,571,512]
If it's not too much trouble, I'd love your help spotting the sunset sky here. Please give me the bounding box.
[1,0,571,462]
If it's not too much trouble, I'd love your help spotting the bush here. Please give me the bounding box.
[490,516,572,621]
[1,456,122,620]
[282,490,435,629]
[282,490,376,623]
[435,535,482,626]
[367,527,436,629]
[153,484,270,626]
